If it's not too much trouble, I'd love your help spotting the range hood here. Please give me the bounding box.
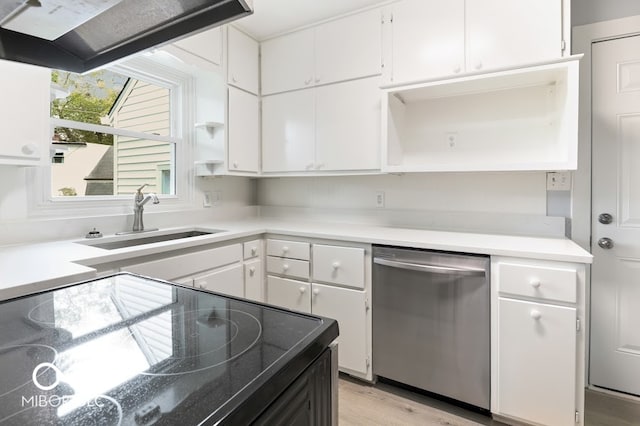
[0,0,252,73]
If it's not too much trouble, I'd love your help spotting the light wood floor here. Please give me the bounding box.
[339,376,640,426]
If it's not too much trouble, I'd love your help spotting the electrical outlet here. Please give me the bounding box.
[375,191,385,208]
[445,132,458,149]
[546,172,571,191]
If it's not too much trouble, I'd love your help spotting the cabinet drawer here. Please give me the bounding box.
[312,244,365,289]
[243,239,262,260]
[267,256,309,280]
[193,264,244,298]
[497,261,577,303]
[267,239,310,260]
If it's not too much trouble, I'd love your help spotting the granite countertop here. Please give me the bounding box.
[0,218,593,301]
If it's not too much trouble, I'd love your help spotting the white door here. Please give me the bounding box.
[227,87,259,173]
[227,26,259,94]
[311,283,368,375]
[266,276,311,314]
[315,77,381,171]
[261,28,314,95]
[261,90,315,172]
[194,264,244,298]
[385,0,464,85]
[465,0,562,72]
[497,298,577,426]
[590,34,640,396]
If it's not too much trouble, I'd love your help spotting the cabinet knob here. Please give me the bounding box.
[315,163,324,170]
[249,267,256,276]
[313,288,320,295]
[332,261,340,269]
[21,143,37,155]
[233,162,238,168]
[306,163,314,170]
[304,78,312,85]
[474,61,483,70]
[315,76,321,83]
[232,75,237,83]
[530,279,541,289]
[199,282,207,289]
[282,264,289,272]
[530,310,542,320]
[282,246,289,253]
[251,247,257,256]
[453,65,461,74]
[299,286,306,294]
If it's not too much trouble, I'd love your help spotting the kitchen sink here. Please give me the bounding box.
[78,229,224,250]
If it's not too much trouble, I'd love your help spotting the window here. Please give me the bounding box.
[50,68,177,198]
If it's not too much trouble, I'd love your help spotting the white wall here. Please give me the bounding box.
[572,0,640,26]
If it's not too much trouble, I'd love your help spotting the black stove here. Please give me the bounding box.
[0,273,337,425]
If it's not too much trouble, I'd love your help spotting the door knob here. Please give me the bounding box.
[598,213,613,224]
[597,237,614,249]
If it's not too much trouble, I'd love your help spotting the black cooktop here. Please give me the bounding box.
[0,273,337,425]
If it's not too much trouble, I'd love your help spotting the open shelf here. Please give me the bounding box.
[382,56,581,172]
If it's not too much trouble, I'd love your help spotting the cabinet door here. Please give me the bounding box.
[466,0,562,72]
[227,86,259,173]
[172,27,222,66]
[194,264,244,298]
[261,28,315,95]
[262,90,315,172]
[0,60,49,165]
[497,298,576,426]
[227,26,259,94]
[244,259,263,302]
[267,276,311,314]
[315,77,380,171]
[312,283,368,375]
[386,0,464,85]
[315,9,382,85]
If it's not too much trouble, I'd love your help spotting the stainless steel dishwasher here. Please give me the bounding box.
[372,245,490,410]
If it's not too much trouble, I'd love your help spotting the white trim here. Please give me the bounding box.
[572,13,640,397]
[29,55,198,217]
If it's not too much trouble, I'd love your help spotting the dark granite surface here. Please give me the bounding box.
[0,273,338,425]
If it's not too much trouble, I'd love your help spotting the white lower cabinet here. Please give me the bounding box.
[193,263,244,298]
[311,283,368,374]
[497,298,577,426]
[265,237,372,380]
[492,256,585,426]
[120,239,265,301]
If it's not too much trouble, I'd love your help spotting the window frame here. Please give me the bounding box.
[28,55,197,217]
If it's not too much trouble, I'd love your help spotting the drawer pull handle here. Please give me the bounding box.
[332,261,340,269]
[199,281,207,289]
[313,288,320,295]
[530,310,542,320]
[249,267,255,276]
[282,246,289,253]
[530,280,541,289]
[251,247,257,255]
[283,264,289,272]
[299,287,306,294]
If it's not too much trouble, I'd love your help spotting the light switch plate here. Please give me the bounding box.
[546,172,571,191]
[203,191,212,207]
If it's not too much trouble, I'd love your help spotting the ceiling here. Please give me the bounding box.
[233,0,392,40]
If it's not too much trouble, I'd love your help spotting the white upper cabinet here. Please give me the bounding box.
[261,10,382,95]
[0,60,49,166]
[262,89,315,172]
[227,86,260,173]
[261,28,315,95]
[465,0,562,73]
[263,76,381,173]
[315,77,381,171]
[227,26,260,95]
[315,9,382,86]
[169,27,223,69]
[383,0,464,85]
[383,0,565,86]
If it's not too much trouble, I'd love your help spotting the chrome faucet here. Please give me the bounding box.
[132,184,159,232]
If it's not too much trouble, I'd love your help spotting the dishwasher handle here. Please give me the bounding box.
[373,257,486,277]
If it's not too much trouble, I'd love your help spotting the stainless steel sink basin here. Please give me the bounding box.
[79,229,224,250]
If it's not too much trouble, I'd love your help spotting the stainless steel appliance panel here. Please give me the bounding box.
[372,246,490,410]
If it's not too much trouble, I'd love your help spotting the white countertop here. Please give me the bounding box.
[0,218,592,301]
